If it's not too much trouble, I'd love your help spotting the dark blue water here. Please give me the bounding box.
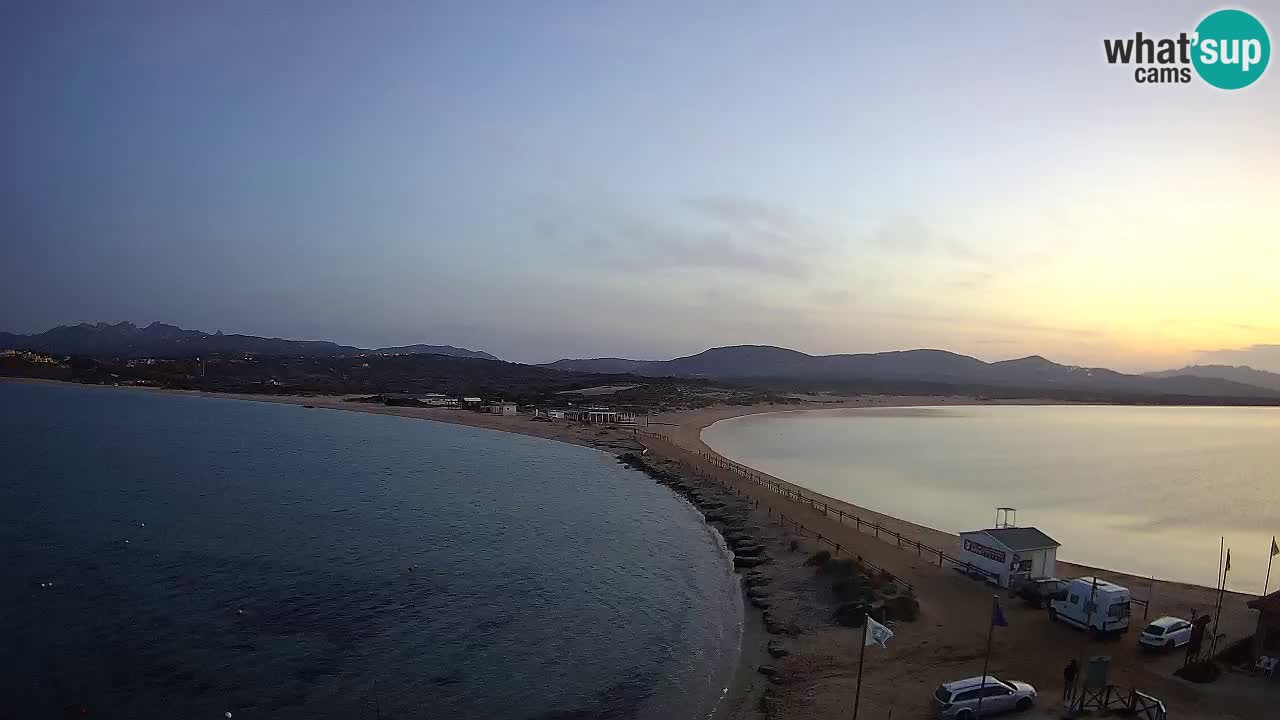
[0,382,741,719]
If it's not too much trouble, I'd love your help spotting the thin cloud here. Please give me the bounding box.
[543,196,834,280]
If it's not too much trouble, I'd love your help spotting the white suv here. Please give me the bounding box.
[934,676,1037,719]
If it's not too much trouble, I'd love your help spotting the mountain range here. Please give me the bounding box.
[545,345,1280,399]
[6,322,1279,400]
[1143,364,1280,392]
[0,322,498,361]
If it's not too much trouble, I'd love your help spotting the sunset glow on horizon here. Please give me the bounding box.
[3,2,1278,371]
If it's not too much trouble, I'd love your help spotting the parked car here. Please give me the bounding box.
[1013,577,1068,608]
[934,675,1037,719]
[1138,616,1193,651]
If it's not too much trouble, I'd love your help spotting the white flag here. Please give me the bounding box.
[865,616,894,649]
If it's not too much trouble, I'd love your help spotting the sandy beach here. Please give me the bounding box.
[11,379,1271,719]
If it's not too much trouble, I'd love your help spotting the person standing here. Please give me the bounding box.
[1063,658,1079,703]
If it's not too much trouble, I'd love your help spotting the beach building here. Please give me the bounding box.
[420,396,458,407]
[957,526,1060,588]
[461,397,483,406]
[485,402,518,416]
[563,407,637,424]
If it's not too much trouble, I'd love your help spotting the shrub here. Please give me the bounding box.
[884,593,920,622]
[825,557,858,578]
[833,602,870,627]
[832,576,874,603]
[804,550,831,567]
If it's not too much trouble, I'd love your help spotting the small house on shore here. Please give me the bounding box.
[958,526,1060,588]
[485,402,518,416]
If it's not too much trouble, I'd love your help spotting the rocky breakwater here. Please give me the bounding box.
[617,451,816,716]
[616,447,928,719]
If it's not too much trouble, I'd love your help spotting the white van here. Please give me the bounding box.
[1048,577,1131,634]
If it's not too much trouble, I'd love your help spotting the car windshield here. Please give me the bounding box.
[1144,624,1165,635]
[934,686,951,703]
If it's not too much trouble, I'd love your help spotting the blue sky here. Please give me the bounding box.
[3,2,1278,369]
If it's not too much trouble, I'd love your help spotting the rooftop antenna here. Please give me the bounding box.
[995,507,1017,529]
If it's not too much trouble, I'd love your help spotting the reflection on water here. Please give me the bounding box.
[704,405,1280,594]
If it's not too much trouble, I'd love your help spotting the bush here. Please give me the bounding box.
[804,550,831,567]
[824,557,858,578]
[884,593,920,622]
[832,576,874,603]
[833,602,871,627]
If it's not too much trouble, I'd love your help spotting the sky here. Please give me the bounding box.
[3,2,1278,370]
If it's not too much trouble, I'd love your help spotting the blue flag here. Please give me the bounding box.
[992,597,1009,627]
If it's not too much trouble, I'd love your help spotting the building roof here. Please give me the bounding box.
[1248,590,1280,615]
[969,527,1060,551]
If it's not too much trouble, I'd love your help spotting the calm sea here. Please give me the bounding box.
[703,405,1280,594]
[0,382,740,719]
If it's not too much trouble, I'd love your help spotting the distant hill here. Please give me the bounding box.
[545,345,1280,399]
[1144,364,1280,392]
[0,322,498,361]
[373,344,499,361]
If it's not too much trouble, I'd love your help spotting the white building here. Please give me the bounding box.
[563,407,637,424]
[419,396,458,407]
[485,402,518,416]
[957,526,1060,588]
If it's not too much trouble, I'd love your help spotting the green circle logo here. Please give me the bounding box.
[1192,9,1270,89]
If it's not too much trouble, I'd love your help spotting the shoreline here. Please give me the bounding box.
[8,378,1270,718]
[3,378,767,720]
[686,403,1264,600]
[10,377,1261,607]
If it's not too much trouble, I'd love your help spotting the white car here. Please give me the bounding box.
[1138,616,1193,651]
[934,676,1037,719]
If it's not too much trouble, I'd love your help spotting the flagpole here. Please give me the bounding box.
[1211,548,1230,657]
[852,620,868,720]
[975,596,996,718]
[1217,537,1224,592]
[1265,537,1276,598]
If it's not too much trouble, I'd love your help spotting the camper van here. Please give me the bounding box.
[1048,577,1131,634]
